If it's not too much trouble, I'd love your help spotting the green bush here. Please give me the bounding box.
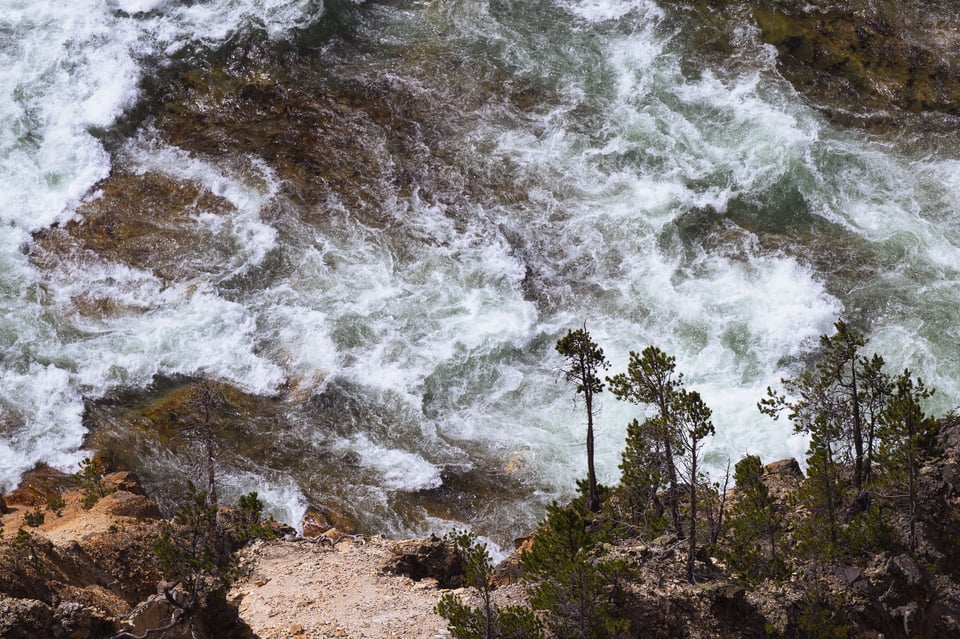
[522,504,631,639]
[24,506,45,528]
[233,491,276,544]
[46,491,65,517]
[435,530,542,639]
[75,456,110,510]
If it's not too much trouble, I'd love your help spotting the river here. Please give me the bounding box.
[3,0,959,548]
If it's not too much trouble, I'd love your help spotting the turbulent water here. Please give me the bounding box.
[3,0,960,547]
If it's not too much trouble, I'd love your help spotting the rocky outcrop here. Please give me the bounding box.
[0,479,165,637]
[0,596,117,639]
[762,458,804,499]
[381,536,464,589]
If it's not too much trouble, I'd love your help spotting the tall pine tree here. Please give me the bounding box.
[556,326,609,513]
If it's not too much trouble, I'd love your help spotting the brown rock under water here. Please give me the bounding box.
[31,170,236,285]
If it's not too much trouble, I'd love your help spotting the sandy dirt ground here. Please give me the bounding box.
[230,536,454,639]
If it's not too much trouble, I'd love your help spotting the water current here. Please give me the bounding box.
[3,0,960,547]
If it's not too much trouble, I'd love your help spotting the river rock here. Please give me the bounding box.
[31,171,236,285]
[301,506,358,538]
[753,3,960,127]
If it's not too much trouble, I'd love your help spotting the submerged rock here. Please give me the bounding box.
[752,2,960,128]
[32,170,236,285]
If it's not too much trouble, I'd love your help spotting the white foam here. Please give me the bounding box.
[39,253,286,394]
[219,471,309,531]
[0,363,86,492]
[122,135,281,279]
[0,3,138,230]
[344,433,442,492]
[0,0,323,232]
[559,0,662,23]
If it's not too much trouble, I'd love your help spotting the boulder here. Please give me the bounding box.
[382,536,464,588]
[492,533,536,586]
[93,491,163,520]
[120,594,187,639]
[101,471,147,496]
[0,597,54,639]
[763,458,804,498]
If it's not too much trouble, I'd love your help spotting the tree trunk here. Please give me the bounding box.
[586,389,599,513]
[687,441,697,584]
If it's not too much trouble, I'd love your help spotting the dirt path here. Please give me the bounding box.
[230,536,453,639]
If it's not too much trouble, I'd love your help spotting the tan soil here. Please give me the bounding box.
[0,484,156,544]
[230,536,454,639]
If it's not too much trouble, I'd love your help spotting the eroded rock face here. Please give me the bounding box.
[0,473,170,638]
[0,597,54,639]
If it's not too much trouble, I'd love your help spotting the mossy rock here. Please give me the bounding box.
[86,378,281,464]
[753,5,960,125]
[156,63,437,216]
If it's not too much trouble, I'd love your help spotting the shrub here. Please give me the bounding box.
[233,491,276,544]
[435,529,542,639]
[46,491,65,517]
[75,456,110,510]
[24,506,45,528]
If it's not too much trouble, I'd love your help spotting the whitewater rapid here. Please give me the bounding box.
[2,0,959,544]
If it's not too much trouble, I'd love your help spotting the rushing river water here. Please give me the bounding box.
[3,0,960,547]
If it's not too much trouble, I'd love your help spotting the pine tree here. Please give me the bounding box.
[149,483,235,635]
[759,321,889,506]
[556,326,609,513]
[616,417,668,536]
[724,455,785,583]
[795,427,847,558]
[674,389,715,583]
[522,504,630,639]
[876,370,940,551]
[436,531,541,639]
[184,381,230,508]
[607,346,683,537]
